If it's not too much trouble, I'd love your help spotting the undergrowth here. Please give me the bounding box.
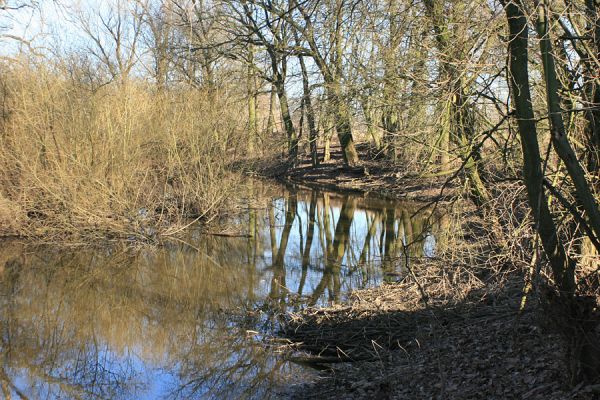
[0,61,246,241]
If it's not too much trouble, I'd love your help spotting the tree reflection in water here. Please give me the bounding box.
[0,183,448,398]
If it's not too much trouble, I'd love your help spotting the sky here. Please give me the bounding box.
[1,1,120,57]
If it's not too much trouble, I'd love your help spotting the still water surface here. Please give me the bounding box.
[0,183,447,399]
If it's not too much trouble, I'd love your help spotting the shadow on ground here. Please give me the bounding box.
[279,280,600,400]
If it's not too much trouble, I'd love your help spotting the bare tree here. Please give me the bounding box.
[169,0,228,89]
[0,1,45,55]
[136,0,175,90]
[75,0,144,85]
[262,0,360,166]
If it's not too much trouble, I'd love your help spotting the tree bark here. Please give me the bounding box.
[583,0,600,174]
[246,46,257,155]
[502,0,576,295]
[423,0,490,206]
[297,50,319,166]
[535,0,600,245]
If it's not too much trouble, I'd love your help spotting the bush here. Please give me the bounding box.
[0,61,245,240]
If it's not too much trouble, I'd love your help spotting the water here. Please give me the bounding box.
[0,182,448,399]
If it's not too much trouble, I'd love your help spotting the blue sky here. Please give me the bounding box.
[1,1,121,57]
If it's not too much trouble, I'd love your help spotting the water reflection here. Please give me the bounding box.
[0,183,447,398]
[0,241,296,399]
[261,188,447,307]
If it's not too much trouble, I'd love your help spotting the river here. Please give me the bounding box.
[0,182,448,399]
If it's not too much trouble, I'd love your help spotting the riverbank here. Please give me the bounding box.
[279,272,598,399]
[247,144,459,203]
[249,150,600,399]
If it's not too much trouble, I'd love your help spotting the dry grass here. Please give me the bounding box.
[0,61,246,240]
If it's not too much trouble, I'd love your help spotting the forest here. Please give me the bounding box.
[0,0,599,398]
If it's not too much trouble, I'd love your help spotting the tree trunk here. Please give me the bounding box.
[381,0,401,161]
[246,46,257,155]
[327,85,359,166]
[298,52,319,166]
[266,84,276,137]
[269,46,297,160]
[583,0,600,175]
[321,103,333,162]
[502,0,575,295]
[535,0,600,245]
[286,0,358,166]
[362,101,382,150]
[423,0,490,206]
[276,81,297,160]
